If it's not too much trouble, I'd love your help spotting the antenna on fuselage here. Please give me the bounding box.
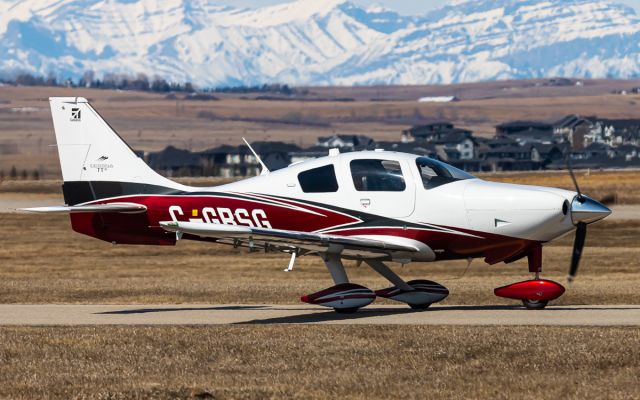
[242,137,270,175]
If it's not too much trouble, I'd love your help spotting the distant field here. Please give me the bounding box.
[3,81,640,178]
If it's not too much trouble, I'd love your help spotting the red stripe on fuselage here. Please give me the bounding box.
[70,194,539,262]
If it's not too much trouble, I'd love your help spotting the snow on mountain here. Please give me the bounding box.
[1,0,640,87]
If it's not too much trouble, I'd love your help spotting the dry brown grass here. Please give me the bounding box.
[0,213,638,305]
[0,325,638,399]
[479,170,640,204]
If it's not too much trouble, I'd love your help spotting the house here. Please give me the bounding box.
[417,96,458,103]
[480,145,534,161]
[616,144,640,161]
[289,146,334,164]
[589,118,640,146]
[553,115,593,149]
[531,143,566,165]
[495,120,554,142]
[485,137,519,149]
[250,141,301,171]
[199,141,300,177]
[146,146,203,176]
[373,141,439,158]
[434,131,474,160]
[199,145,258,177]
[400,122,474,159]
[583,142,616,159]
[401,122,453,142]
[316,134,374,149]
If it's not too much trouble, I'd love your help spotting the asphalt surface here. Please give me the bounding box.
[0,304,638,325]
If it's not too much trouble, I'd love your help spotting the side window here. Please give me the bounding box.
[350,159,406,192]
[297,164,339,193]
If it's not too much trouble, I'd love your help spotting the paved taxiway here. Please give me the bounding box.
[0,304,638,325]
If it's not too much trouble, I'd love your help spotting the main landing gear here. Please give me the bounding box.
[300,254,449,313]
[493,246,565,310]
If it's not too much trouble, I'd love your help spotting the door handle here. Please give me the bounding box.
[360,198,371,208]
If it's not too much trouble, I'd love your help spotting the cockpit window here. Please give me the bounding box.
[416,157,475,189]
[350,159,406,192]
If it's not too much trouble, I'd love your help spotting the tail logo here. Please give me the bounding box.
[90,156,113,172]
[70,108,81,121]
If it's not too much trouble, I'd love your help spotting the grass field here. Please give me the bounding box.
[0,326,637,399]
[0,213,638,305]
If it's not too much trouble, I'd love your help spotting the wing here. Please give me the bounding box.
[160,221,418,259]
[19,202,147,214]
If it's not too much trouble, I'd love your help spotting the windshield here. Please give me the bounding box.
[416,157,476,189]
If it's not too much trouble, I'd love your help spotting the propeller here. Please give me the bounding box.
[566,150,586,282]
[568,222,586,283]
[564,148,611,282]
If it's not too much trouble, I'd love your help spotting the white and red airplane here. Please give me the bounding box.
[23,97,612,312]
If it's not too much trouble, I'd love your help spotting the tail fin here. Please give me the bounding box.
[50,97,182,204]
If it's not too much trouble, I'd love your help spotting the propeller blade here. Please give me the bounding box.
[564,140,582,201]
[568,222,587,282]
[565,151,583,201]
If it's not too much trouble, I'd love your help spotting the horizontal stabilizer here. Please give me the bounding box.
[19,202,147,214]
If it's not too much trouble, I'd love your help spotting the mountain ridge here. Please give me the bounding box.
[1,0,640,87]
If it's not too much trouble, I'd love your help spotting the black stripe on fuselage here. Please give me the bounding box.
[62,181,184,205]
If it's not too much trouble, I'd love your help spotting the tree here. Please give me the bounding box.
[9,165,17,179]
[151,78,171,92]
[82,70,95,88]
[45,72,57,87]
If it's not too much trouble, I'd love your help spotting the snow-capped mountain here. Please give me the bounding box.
[1,0,640,86]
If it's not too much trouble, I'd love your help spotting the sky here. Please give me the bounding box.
[213,0,640,15]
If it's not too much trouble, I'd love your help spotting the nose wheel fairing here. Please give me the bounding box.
[494,279,565,303]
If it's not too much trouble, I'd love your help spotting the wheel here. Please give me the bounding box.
[409,303,432,310]
[334,307,360,314]
[522,299,549,310]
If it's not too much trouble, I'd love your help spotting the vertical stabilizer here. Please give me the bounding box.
[49,97,184,204]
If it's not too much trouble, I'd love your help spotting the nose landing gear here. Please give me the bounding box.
[494,278,565,309]
[494,246,565,310]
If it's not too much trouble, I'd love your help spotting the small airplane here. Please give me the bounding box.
[22,97,612,313]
